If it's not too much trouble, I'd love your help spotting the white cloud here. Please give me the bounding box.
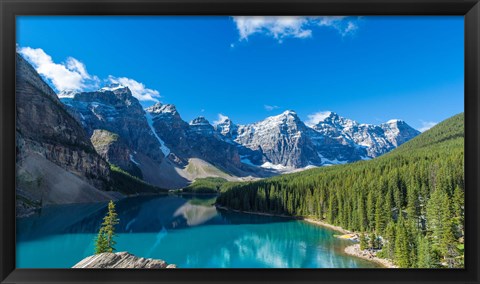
[107,76,161,102]
[18,46,99,92]
[232,16,358,41]
[18,46,161,103]
[419,121,437,132]
[318,17,359,36]
[264,105,280,111]
[233,16,311,41]
[344,21,358,35]
[306,111,333,127]
[213,113,229,126]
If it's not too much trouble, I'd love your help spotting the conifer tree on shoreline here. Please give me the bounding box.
[94,200,120,254]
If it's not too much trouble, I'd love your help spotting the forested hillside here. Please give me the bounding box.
[217,113,464,268]
[182,177,228,193]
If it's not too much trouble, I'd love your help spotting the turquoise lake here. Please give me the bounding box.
[16,194,380,268]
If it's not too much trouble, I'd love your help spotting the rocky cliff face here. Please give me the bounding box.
[16,54,119,217]
[145,103,244,173]
[90,129,142,178]
[215,116,238,138]
[60,85,170,187]
[61,85,164,164]
[234,111,322,168]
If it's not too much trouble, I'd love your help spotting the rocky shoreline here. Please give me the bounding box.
[303,218,352,235]
[344,244,397,268]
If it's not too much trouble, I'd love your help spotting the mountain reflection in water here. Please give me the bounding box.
[16,194,380,268]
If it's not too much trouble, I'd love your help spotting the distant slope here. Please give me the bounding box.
[182,177,228,193]
[217,113,464,268]
[392,113,463,152]
[109,165,167,195]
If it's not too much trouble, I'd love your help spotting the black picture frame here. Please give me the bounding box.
[1,0,479,283]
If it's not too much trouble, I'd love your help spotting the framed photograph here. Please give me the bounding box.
[1,0,479,283]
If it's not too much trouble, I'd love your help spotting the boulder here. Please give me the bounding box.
[73,252,175,268]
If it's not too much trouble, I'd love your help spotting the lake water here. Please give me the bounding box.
[16,194,380,268]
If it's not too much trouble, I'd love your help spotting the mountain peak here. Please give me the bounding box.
[281,110,298,116]
[267,110,299,121]
[216,115,231,124]
[190,116,211,126]
[386,119,404,124]
[189,116,214,135]
[215,115,238,137]
[99,83,129,93]
[313,111,340,124]
[146,103,177,115]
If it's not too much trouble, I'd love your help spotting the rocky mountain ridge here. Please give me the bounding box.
[18,52,420,192]
[64,87,419,181]
[214,110,420,168]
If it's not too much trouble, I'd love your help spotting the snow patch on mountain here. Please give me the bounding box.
[318,153,348,165]
[145,111,171,156]
[260,162,294,171]
[129,154,140,166]
[239,155,256,167]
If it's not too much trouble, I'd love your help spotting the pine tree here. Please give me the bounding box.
[383,221,396,260]
[426,187,443,244]
[374,197,385,234]
[452,186,464,235]
[94,227,108,254]
[94,200,119,254]
[360,232,368,250]
[406,182,420,225]
[417,235,435,268]
[394,216,411,267]
[370,232,378,249]
[366,191,375,231]
[442,219,459,267]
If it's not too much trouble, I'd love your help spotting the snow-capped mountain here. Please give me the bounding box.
[60,85,419,187]
[60,84,166,178]
[145,103,246,173]
[215,116,238,138]
[214,110,420,168]
[189,117,215,135]
[233,110,322,168]
[312,112,420,158]
[380,119,422,147]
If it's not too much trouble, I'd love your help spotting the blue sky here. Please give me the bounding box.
[16,16,464,131]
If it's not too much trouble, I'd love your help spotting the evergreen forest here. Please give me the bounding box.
[217,113,465,268]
